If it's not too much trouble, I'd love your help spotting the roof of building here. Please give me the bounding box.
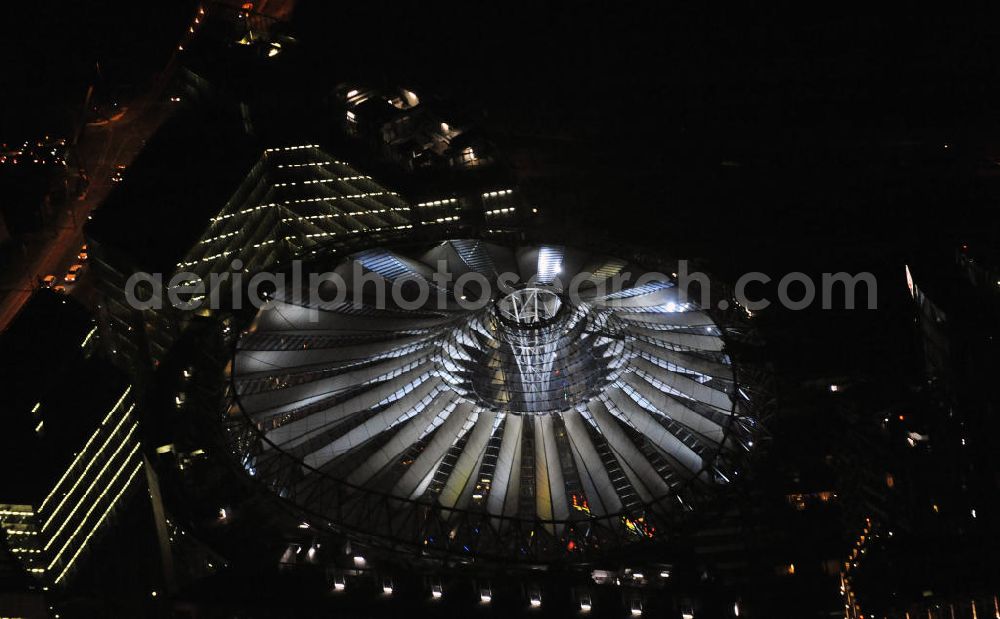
[224,239,764,561]
[909,245,1000,326]
[85,105,260,274]
[0,292,129,505]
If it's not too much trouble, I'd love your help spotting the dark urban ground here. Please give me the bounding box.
[3,2,1000,618]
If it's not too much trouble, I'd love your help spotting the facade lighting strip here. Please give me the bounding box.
[47,442,141,569]
[38,388,132,513]
[43,423,139,549]
[53,460,144,584]
[80,326,97,348]
[41,408,135,531]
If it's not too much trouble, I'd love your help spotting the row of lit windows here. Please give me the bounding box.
[179,250,234,267]
[264,144,320,153]
[482,189,513,198]
[277,160,347,168]
[199,230,243,245]
[280,194,405,207]
[273,175,371,187]
[485,207,515,216]
[303,224,414,239]
[280,206,405,222]
[208,193,405,223]
[417,198,458,208]
[0,509,34,517]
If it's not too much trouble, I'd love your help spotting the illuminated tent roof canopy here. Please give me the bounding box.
[225,240,763,560]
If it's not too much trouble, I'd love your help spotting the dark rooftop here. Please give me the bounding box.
[0,291,128,505]
[85,103,259,274]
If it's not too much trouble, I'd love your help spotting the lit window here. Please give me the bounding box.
[461,146,478,166]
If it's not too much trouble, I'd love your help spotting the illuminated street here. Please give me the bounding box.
[0,49,177,332]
